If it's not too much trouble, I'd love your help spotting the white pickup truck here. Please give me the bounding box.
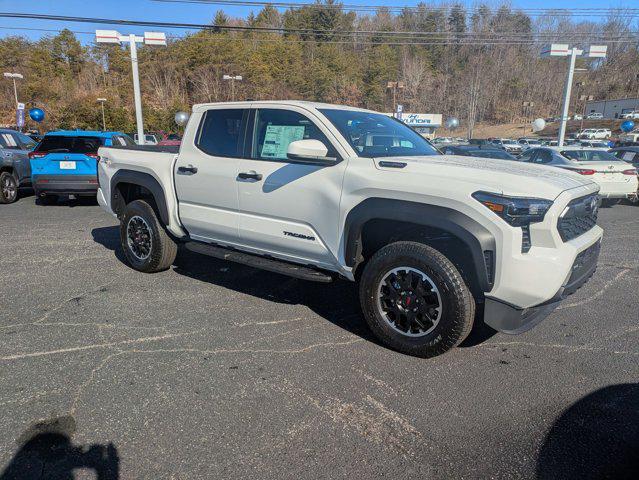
[97,101,603,357]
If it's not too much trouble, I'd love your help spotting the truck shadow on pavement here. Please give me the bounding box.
[91,225,378,344]
[0,415,119,480]
[91,225,495,351]
[536,383,639,480]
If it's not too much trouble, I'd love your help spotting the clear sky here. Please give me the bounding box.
[0,0,635,42]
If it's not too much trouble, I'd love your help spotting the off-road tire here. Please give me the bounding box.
[359,241,475,358]
[120,199,177,273]
[0,171,18,204]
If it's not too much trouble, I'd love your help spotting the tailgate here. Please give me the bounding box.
[31,152,98,176]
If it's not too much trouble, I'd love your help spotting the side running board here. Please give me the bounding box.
[184,242,334,283]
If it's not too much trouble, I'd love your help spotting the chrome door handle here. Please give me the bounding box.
[238,171,262,181]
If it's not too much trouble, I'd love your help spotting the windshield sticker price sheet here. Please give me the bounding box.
[261,125,305,159]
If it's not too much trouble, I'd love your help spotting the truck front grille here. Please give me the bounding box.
[557,194,599,242]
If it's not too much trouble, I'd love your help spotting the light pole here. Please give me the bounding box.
[97,98,107,131]
[96,30,167,144]
[4,72,24,131]
[541,44,607,147]
[3,72,23,105]
[222,75,242,101]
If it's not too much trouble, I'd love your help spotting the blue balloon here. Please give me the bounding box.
[620,120,635,133]
[29,108,45,122]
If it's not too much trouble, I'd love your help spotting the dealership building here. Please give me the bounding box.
[584,97,639,119]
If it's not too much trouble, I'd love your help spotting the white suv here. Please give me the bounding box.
[96,101,603,357]
[578,128,611,140]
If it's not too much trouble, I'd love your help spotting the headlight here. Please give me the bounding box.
[472,191,553,227]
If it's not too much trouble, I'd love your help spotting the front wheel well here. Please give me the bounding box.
[356,219,485,301]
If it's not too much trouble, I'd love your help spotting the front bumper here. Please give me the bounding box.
[484,239,601,334]
[33,175,98,196]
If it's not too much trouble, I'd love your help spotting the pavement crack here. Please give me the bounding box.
[0,331,200,362]
[557,268,630,310]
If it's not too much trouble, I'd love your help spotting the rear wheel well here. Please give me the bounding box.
[0,166,14,175]
[356,219,484,301]
[113,182,160,221]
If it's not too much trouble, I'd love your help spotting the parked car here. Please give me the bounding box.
[27,133,43,144]
[609,146,639,168]
[431,137,455,145]
[517,138,543,149]
[572,114,583,121]
[578,140,610,149]
[618,129,639,144]
[29,130,135,204]
[133,133,160,145]
[518,147,638,201]
[0,129,38,203]
[609,146,639,202]
[158,133,182,146]
[620,111,639,119]
[586,112,603,120]
[468,138,491,146]
[490,138,523,155]
[96,101,602,358]
[578,128,611,140]
[441,145,517,160]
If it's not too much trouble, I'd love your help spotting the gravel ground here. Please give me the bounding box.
[1,194,637,479]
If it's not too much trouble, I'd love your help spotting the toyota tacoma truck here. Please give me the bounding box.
[96,101,603,357]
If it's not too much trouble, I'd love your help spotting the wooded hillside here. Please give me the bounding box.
[1,1,637,135]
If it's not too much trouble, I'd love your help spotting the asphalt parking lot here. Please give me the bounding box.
[1,194,637,479]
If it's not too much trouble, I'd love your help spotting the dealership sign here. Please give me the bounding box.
[397,113,442,128]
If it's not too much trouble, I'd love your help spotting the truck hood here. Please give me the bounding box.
[375,155,596,199]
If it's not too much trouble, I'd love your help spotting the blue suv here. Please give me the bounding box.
[29,130,134,204]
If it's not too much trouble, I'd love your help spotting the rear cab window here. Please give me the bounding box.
[35,135,104,154]
[196,108,246,157]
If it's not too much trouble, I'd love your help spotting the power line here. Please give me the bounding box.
[153,0,639,17]
[1,12,637,43]
[1,24,637,48]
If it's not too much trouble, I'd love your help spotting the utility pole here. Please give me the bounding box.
[97,98,107,131]
[522,101,534,136]
[96,30,167,144]
[386,81,405,115]
[579,94,593,132]
[541,44,607,147]
[222,75,242,101]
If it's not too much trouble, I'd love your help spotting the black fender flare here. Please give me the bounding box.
[343,198,496,292]
[110,170,169,225]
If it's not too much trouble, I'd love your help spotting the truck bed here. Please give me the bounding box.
[106,144,180,154]
[97,145,186,238]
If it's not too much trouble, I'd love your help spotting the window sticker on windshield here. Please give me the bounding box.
[1,134,17,147]
[261,125,305,159]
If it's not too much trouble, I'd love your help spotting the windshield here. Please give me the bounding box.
[502,139,517,145]
[35,135,104,154]
[560,150,621,162]
[318,109,440,158]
